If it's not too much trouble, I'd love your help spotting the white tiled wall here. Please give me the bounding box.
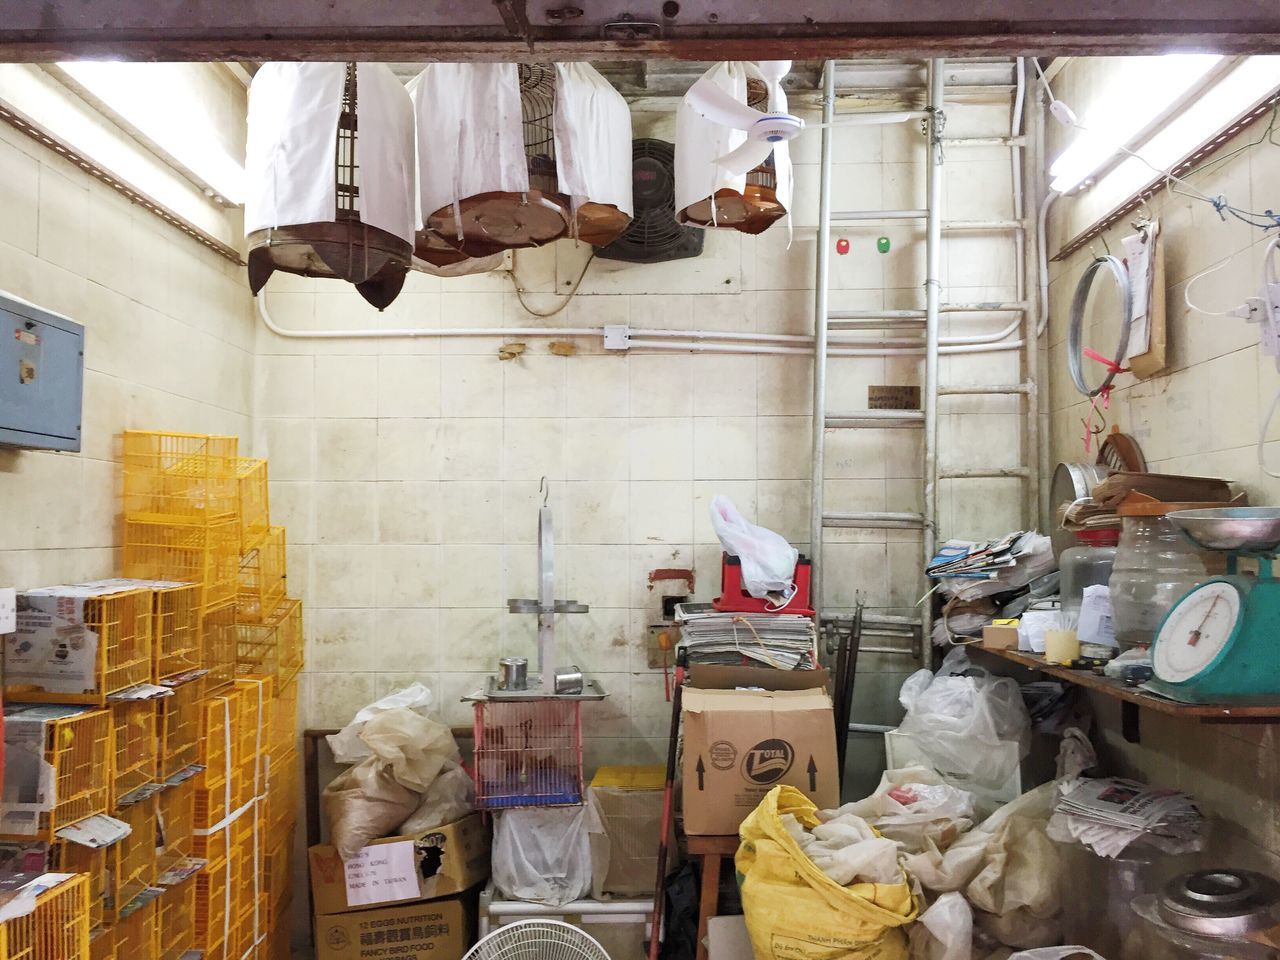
[0,65,254,591]
[259,97,1026,767]
[1046,57,1280,872]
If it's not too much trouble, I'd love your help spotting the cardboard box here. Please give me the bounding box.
[982,621,1020,651]
[707,915,752,960]
[587,765,674,898]
[310,814,490,916]
[681,675,838,835]
[315,891,476,960]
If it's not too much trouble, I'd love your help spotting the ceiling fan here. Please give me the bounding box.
[684,60,919,175]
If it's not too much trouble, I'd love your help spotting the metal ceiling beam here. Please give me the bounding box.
[1,1,1279,61]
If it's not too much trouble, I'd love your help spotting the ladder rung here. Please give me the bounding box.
[831,209,928,222]
[943,219,1026,231]
[825,411,924,428]
[943,136,1026,147]
[939,468,1032,479]
[940,302,1029,313]
[939,383,1033,396]
[822,512,925,529]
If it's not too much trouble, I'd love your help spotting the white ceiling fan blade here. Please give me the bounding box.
[814,111,918,128]
[716,139,775,175]
[686,76,763,131]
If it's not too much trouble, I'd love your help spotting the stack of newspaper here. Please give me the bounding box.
[926,531,1042,580]
[674,602,817,670]
[1048,777,1205,858]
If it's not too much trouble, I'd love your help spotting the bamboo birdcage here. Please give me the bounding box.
[246,62,414,310]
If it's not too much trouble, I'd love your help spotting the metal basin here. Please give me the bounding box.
[1166,507,1280,553]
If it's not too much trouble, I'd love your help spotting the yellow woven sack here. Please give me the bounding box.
[736,785,919,960]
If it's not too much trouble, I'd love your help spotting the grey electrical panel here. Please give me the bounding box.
[0,292,84,452]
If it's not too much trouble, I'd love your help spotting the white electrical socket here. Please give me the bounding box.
[0,587,15,634]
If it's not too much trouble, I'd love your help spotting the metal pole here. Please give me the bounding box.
[810,60,835,625]
[1025,66,1049,530]
[922,60,945,630]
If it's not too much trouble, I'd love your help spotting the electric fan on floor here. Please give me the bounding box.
[464,920,611,960]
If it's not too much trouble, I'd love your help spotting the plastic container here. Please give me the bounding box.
[123,519,240,612]
[1110,513,1208,649]
[236,457,270,552]
[151,582,202,680]
[0,705,111,841]
[1060,527,1120,626]
[236,525,287,622]
[111,698,158,804]
[122,430,239,525]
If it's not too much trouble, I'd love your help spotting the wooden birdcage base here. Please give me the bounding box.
[426,190,571,257]
[413,228,479,267]
[680,185,787,236]
[246,222,413,309]
[573,202,633,247]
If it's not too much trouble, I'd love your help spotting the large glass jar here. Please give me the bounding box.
[1109,514,1208,649]
[1060,527,1120,626]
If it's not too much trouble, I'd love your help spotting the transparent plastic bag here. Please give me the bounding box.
[492,806,593,906]
[828,766,975,852]
[398,766,476,834]
[709,495,798,600]
[910,893,974,960]
[897,650,1031,787]
[327,683,436,764]
[1006,950,1107,959]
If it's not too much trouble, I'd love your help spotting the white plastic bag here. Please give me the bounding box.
[910,893,974,960]
[897,649,1031,787]
[398,767,476,834]
[493,806,593,906]
[709,495,798,600]
[327,683,436,764]
[1005,950,1106,959]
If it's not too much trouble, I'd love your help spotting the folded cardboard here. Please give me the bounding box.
[310,813,490,916]
[982,621,1020,651]
[681,682,838,836]
[314,891,476,960]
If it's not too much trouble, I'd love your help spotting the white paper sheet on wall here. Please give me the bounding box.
[1121,220,1159,362]
[343,840,420,906]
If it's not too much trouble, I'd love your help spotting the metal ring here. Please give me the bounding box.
[1068,254,1133,398]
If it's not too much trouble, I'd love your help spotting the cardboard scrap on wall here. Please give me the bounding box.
[1122,219,1167,379]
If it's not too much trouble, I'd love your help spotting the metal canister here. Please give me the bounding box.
[554,665,584,695]
[498,657,528,691]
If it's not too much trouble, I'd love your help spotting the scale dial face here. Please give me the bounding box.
[1154,581,1243,684]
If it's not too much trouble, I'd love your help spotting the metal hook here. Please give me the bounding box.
[540,476,549,506]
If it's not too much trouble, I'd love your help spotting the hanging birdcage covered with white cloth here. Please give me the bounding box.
[244,62,416,309]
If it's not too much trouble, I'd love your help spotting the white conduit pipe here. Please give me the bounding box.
[628,339,1025,357]
[257,293,1023,353]
[1036,191,1060,337]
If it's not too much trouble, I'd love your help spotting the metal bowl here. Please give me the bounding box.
[1166,507,1280,553]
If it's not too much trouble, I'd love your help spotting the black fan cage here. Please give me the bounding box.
[336,63,361,220]
[518,63,559,195]
[597,139,704,264]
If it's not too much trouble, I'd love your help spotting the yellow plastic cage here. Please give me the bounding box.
[236,457,270,552]
[195,856,229,960]
[237,525,287,623]
[111,897,156,960]
[269,674,298,758]
[158,673,205,781]
[89,923,115,960]
[0,874,90,960]
[54,841,107,931]
[157,877,197,960]
[151,582,202,681]
[0,706,111,841]
[107,798,157,922]
[111,699,157,804]
[123,519,240,613]
[6,586,152,705]
[122,430,239,525]
[201,600,238,690]
[235,598,303,686]
[267,747,299,840]
[263,821,294,922]
[158,776,196,866]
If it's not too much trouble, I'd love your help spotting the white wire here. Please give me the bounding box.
[1260,386,1280,479]
[1184,233,1278,316]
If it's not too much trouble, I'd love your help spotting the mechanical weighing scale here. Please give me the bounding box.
[1148,507,1280,704]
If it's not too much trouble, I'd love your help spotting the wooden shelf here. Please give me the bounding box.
[970,645,1280,743]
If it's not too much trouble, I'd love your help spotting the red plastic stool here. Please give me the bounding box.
[711,552,814,617]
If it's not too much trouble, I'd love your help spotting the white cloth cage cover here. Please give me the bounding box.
[674,61,794,231]
[244,62,416,245]
[411,62,632,245]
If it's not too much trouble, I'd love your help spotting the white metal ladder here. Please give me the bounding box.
[809,58,1043,637]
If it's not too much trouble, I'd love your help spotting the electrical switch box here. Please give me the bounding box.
[0,292,84,452]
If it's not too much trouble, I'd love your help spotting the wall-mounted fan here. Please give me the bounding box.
[598,139,703,264]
